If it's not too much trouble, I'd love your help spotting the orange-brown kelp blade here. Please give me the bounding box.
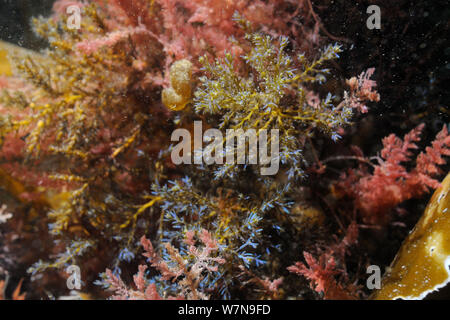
[372,172,450,299]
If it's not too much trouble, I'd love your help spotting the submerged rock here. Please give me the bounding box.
[373,172,450,299]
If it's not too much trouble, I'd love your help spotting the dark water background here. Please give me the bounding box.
[0,0,54,50]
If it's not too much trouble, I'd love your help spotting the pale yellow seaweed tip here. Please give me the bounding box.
[162,59,193,111]
[0,40,46,76]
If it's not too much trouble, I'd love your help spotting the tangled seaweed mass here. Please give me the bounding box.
[0,0,448,300]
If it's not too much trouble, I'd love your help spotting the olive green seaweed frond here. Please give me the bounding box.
[194,33,352,180]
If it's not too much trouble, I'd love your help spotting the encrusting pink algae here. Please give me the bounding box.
[0,0,448,300]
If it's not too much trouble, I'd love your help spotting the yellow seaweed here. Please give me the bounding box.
[372,172,450,299]
[0,40,47,76]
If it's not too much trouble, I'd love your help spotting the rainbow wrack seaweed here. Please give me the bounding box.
[0,0,448,300]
